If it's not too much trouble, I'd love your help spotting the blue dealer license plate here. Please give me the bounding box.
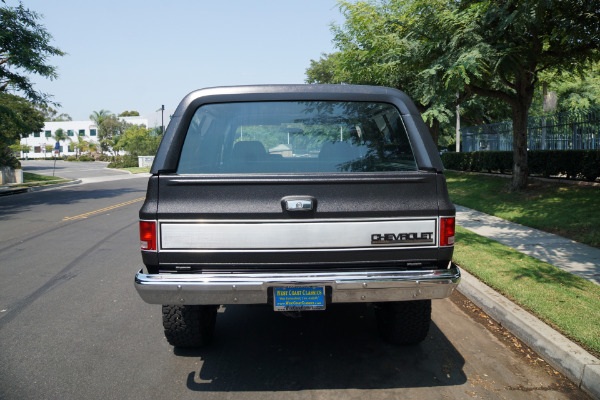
[274,287,325,311]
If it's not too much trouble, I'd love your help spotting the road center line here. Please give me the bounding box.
[63,197,145,221]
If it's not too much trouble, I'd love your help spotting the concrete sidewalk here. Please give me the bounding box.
[455,205,600,398]
[456,205,600,285]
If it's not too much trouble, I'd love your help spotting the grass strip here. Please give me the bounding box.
[454,226,600,357]
[444,171,600,248]
[15,172,70,187]
[119,167,150,174]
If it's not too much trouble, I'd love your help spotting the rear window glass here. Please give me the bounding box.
[177,101,417,174]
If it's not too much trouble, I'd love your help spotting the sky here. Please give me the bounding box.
[10,0,346,125]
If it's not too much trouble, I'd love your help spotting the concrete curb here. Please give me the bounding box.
[28,179,82,192]
[457,268,600,399]
[0,179,82,196]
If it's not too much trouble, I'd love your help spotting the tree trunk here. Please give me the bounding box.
[428,118,440,146]
[510,104,529,191]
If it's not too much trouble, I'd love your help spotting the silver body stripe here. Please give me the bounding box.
[159,219,437,250]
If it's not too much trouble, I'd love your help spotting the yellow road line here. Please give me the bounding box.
[63,197,145,221]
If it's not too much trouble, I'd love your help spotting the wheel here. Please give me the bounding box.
[374,300,431,345]
[162,305,218,348]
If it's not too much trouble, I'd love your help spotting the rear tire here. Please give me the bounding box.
[162,305,218,348]
[375,300,431,345]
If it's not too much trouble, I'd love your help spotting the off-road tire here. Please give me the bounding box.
[162,305,218,348]
[375,300,431,345]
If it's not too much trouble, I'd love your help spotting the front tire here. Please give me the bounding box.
[162,305,218,348]
[374,300,431,345]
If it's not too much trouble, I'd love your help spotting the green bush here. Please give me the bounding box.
[0,146,21,168]
[66,155,77,161]
[96,154,111,162]
[78,155,95,162]
[108,155,138,168]
[441,150,600,181]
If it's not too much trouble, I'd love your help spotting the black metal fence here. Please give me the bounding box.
[461,108,600,152]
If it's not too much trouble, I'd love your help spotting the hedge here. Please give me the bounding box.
[441,150,600,181]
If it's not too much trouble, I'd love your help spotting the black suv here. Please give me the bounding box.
[135,84,460,347]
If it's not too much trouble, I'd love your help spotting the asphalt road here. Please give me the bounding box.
[0,163,590,399]
[21,159,130,180]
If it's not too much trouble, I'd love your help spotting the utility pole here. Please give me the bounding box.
[161,105,165,135]
[456,91,461,152]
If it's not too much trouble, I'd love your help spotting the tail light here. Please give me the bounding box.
[140,221,157,251]
[440,217,455,247]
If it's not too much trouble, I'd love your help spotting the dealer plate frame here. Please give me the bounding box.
[273,286,326,311]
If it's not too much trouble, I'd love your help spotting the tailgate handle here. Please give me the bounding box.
[283,198,314,211]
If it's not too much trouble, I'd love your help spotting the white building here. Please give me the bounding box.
[20,117,148,159]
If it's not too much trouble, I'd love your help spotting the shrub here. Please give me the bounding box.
[441,150,600,181]
[95,154,111,162]
[108,155,138,168]
[0,146,21,169]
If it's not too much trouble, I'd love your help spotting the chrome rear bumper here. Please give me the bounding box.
[134,264,460,305]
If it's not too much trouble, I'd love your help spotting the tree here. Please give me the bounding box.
[0,2,65,104]
[0,1,63,167]
[530,62,600,116]
[52,128,69,156]
[119,125,162,157]
[89,109,111,127]
[9,143,30,158]
[72,136,90,158]
[44,143,53,157]
[38,105,72,121]
[118,110,140,117]
[0,93,45,144]
[307,0,462,146]
[0,92,44,166]
[306,53,347,85]
[97,114,129,155]
[424,0,600,190]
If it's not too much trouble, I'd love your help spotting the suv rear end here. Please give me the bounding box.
[135,85,460,347]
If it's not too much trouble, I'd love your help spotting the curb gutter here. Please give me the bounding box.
[458,269,600,399]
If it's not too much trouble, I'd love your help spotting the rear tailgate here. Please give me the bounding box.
[155,172,444,271]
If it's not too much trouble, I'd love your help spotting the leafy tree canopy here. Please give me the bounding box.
[0,1,63,167]
[118,110,140,117]
[97,114,130,155]
[0,1,65,104]
[37,104,72,121]
[0,92,44,146]
[309,0,600,190]
[119,125,162,157]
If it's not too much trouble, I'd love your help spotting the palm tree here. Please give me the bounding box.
[73,136,90,158]
[52,128,69,156]
[89,109,111,128]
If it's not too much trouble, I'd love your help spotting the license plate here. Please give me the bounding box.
[274,287,325,311]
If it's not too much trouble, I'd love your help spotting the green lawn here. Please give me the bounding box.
[119,167,150,174]
[454,226,600,357]
[445,171,600,248]
[18,172,69,187]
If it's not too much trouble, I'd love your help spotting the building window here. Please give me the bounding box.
[45,130,51,137]
[68,145,73,152]
[34,132,40,138]
[79,129,85,136]
[59,146,63,153]
[90,129,97,136]
[68,130,74,137]
[34,146,41,153]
